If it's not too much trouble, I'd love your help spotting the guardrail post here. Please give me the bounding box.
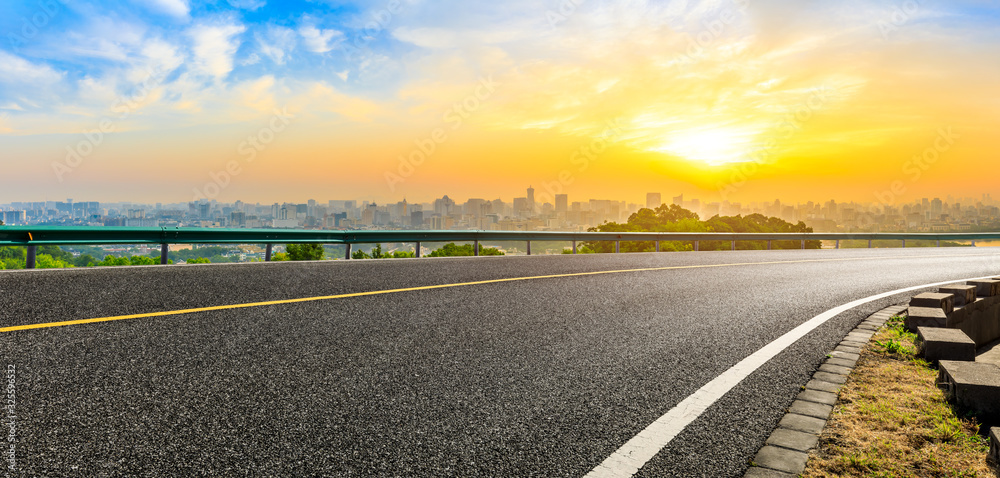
[694,241,699,251]
[801,239,805,250]
[615,241,620,253]
[345,243,352,260]
[26,245,36,269]
[868,239,873,248]
[936,240,941,247]
[415,242,421,258]
[835,240,840,249]
[572,241,577,254]
[902,239,906,248]
[527,241,531,256]
[474,240,480,256]
[973,240,977,247]
[767,240,772,250]
[160,244,169,265]
[265,244,273,261]
[731,241,736,251]
[655,241,660,253]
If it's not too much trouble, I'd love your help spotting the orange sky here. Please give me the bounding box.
[1,0,998,205]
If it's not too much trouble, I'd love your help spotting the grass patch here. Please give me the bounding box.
[802,315,996,478]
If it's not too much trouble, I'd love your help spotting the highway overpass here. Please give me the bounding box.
[3,247,1000,476]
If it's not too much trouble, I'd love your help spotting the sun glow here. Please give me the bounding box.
[653,126,761,166]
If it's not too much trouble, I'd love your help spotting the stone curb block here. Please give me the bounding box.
[742,305,906,478]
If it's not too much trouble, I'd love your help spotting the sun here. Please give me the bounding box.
[653,126,761,166]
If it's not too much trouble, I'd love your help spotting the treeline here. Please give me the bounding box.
[273,242,505,261]
[0,245,241,270]
[581,204,822,253]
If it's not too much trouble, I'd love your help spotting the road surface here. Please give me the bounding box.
[3,248,999,476]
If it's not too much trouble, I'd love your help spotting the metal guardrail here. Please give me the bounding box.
[2,226,999,268]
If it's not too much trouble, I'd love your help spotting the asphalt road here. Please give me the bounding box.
[3,248,1000,477]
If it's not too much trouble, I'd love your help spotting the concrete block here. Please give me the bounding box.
[778,413,826,434]
[744,467,795,478]
[905,306,947,332]
[916,327,976,362]
[829,350,860,362]
[766,427,819,453]
[797,389,837,406]
[789,400,834,420]
[819,363,853,376]
[805,379,841,394]
[968,280,1000,297]
[753,445,809,475]
[947,295,1000,347]
[940,285,977,307]
[825,357,857,369]
[937,361,1000,423]
[813,371,848,385]
[910,292,955,315]
[989,427,999,467]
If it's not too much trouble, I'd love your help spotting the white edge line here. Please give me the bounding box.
[584,274,1000,477]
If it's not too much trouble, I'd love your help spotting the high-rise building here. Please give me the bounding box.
[646,193,661,209]
[513,197,528,217]
[672,194,684,206]
[555,194,568,213]
[526,186,535,214]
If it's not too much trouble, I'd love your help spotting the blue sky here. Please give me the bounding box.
[1,0,999,203]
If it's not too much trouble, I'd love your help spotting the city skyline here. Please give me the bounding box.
[4,185,998,235]
[1,1,999,204]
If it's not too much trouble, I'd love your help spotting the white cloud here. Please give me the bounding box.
[188,23,247,80]
[391,27,459,49]
[299,25,344,53]
[256,25,297,64]
[0,52,63,84]
[145,0,190,18]
[228,0,266,10]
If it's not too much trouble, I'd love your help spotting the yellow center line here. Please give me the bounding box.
[2,252,995,333]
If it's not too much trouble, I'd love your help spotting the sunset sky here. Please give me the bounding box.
[1,0,998,205]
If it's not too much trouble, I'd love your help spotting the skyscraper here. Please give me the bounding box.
[646,193,661,209]
[527,186,535,214]
[555,194,568,213]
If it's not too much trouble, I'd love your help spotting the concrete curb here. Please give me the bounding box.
[743,304,908,478]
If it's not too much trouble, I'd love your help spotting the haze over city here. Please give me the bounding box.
[1,0,999,205]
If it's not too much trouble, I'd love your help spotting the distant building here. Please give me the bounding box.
[646,193,661,210]
[555,194,568,213]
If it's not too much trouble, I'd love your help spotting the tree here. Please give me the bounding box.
[351,244,417,259]
[71,254,98,267]
[271,252,290,261]
[427,243,504,257]
[583,205,819,253]
[351,249,371,259]
[286,244,324,261]
[186,258,211,264]
[35,254,72,269]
